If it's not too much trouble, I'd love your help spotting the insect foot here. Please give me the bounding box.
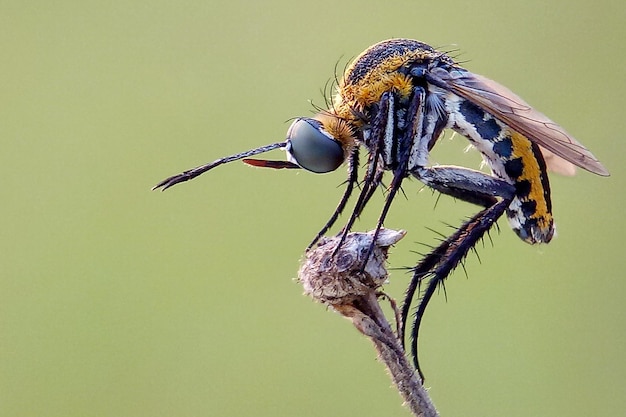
[299,228,405,306]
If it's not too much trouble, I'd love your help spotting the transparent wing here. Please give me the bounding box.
[537,146,576,176]
[427,68,609,176]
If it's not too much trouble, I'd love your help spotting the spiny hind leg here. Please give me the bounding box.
[405,200,509,381]
[413,165,514,208]
[404,165,515,380]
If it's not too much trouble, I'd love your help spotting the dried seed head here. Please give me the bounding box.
[299,229,406,305]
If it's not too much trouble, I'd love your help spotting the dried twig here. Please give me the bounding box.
[299,229,439,417]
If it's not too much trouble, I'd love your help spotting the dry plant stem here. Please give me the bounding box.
[335,295,438,417]
[299,229,438,417]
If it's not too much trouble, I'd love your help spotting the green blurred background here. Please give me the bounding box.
[2,1,624,416]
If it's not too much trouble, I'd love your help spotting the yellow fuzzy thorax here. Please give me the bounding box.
[342,71,414,108]
[315,47,438,167]
[332,49,435,123]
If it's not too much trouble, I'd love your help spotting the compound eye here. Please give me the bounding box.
[286,118,344,173]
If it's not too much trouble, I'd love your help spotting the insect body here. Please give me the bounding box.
[154,39,608,379]
[447,97,555,244]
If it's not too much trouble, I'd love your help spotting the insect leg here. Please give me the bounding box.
[362,87,427,263]
[332,92,394,253]
[414,165,515,207]
[307,148,360,251]
[403,166,515,380]
[351,149,389,221]
[405,199,509,381]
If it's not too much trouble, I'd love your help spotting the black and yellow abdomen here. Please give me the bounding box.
[446,96,554,243]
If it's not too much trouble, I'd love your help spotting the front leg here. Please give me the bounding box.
[362,87,427,263]
[307,148,360,251]
[333,91,395,253]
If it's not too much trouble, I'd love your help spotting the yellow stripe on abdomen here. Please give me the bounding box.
[500,130,554,243]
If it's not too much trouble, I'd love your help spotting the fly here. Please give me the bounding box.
[153,38,608,380]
